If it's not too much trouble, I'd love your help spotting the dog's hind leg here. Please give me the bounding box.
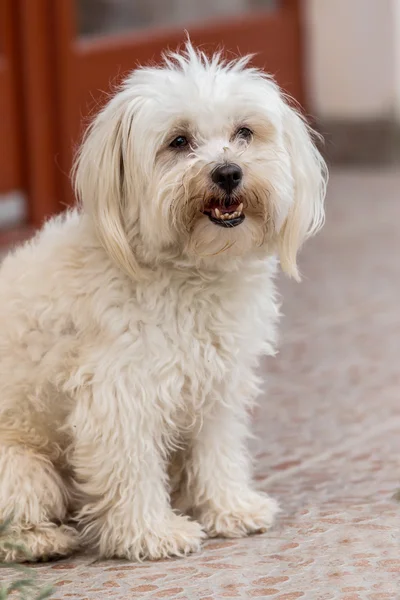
[0,443,79,562]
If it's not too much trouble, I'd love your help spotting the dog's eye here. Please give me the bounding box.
[236,127,253,141]
[170,136,189,149]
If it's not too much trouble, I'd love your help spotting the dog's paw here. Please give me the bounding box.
[199,492,280,538]
[113,514,205,561]
[0,524,79,563]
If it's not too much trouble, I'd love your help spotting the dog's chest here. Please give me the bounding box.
[131,265,278,417]
[148,279,257,361]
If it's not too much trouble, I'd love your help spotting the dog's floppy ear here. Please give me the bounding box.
[73,91,141,279]
[278,103,327,280]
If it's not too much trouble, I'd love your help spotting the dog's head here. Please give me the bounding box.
[74,43,327,279]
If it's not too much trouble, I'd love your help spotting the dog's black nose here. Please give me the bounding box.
[212,163,243,194]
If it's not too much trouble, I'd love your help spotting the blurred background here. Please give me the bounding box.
[0,0,399,242]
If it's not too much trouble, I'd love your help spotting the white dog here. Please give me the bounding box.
[0,43,327,562]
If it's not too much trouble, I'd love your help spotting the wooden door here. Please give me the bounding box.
[23,0,304,221]
[0,0,25,231]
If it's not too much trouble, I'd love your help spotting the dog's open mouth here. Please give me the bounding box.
[203,200,245,228]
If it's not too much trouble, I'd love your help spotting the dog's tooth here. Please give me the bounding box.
[238,203,244,213]
[214,208,221,218]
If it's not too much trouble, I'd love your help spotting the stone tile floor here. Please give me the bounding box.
[1,169,399,599]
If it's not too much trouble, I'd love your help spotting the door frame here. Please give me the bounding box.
[0,0,24,195]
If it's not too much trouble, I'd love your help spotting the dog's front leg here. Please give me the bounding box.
[68,382,204,560]
[183,392,280,538]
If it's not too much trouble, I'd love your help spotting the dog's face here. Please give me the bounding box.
[74,44,327,278]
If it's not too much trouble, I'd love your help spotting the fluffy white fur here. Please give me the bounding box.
[0,43,327,562]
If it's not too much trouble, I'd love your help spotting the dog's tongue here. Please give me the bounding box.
[220,204,239,213]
